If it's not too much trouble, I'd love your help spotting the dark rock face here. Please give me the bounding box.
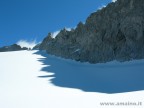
[33,43,41,50]
[36,0,144,63]
[0,44,28,52]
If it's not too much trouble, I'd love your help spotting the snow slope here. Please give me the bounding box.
[36,51,144,93]
[0,50,144,108]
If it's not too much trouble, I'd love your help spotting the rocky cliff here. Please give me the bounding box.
[34,0,144,63]
[0,44,28,52]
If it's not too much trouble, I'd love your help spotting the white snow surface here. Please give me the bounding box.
[112,0,117,2]
[0,50,144,108]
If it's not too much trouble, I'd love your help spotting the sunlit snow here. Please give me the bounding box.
[0,50,144,108]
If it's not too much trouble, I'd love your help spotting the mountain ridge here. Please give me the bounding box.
[0,44,28,52]
[34,0,144,63]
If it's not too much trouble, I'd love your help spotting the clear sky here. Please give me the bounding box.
[0,0,112,47]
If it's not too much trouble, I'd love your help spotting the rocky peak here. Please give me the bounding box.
[36,0,144,63]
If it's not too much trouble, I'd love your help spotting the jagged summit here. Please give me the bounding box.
[34,0,144,63]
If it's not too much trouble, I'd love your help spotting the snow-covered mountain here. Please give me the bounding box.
[0,50,144,108]
[0,0,144,107]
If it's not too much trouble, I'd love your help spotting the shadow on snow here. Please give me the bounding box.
[34,51,144,94]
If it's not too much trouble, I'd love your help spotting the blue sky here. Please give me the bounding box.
[0,0,112,47]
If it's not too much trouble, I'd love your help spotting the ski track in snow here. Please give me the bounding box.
[0,50,144,108]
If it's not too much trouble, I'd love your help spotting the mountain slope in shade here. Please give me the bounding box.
[35,0,144,63]
[0,50,144,108]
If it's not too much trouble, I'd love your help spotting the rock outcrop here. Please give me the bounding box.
[0,44,28,52]
[35,0,144,63]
